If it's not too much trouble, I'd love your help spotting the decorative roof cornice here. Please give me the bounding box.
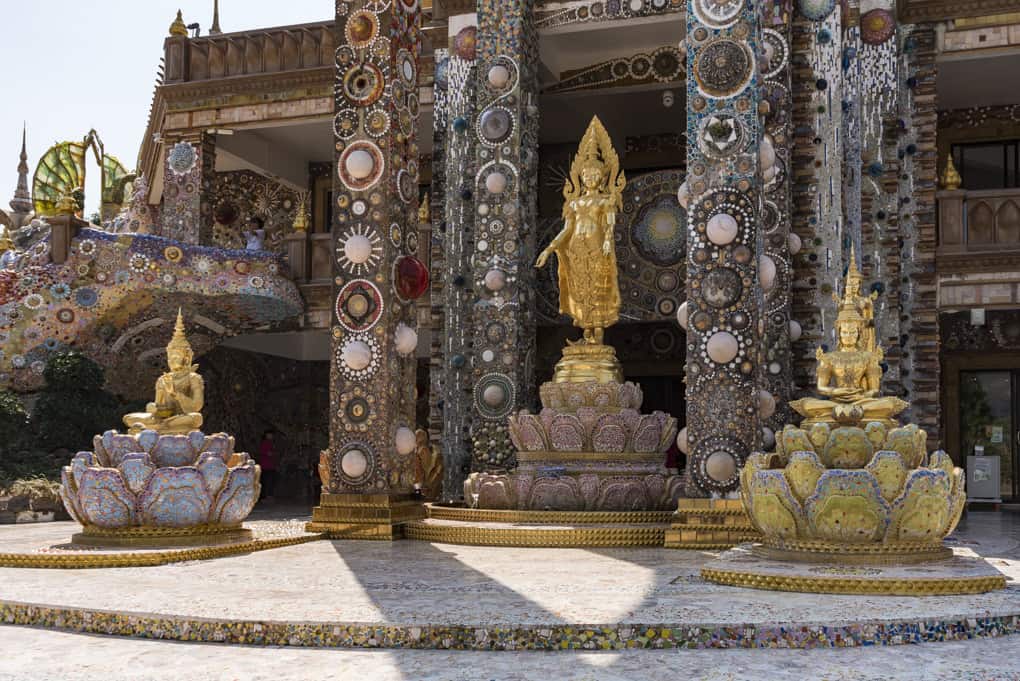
[899,0,1020,24]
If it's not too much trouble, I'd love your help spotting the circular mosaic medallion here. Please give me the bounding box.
[761,29,789,79]
[478,107,514,146]
[698,113,746,158]
[651,46,683,82]
[485,321,507,343]
[474,373,516,420]
[339,386,377,432]
[435,56,450,89]
[336,334,381,381]
[650,328,677,354]
[694,39,753,98]
[762,200,781,234]
[701,267,743,309]
[693,435,747,491]
[345,10,378,47]
[365,108,390,137]
[396,169,416,204]
[630,194,686,267]
[334,110,359,140]
[629,54,652,79]
[797,0,835,21]
[692,0,744,28]
[167,141,197,177]
[397,49,416,86]
[336,225,382,275]
[342,63,386,107]
[335,441,376,486]
[656,269,680,292]
[338,141,385,191]
[453,26,477,60]
[689,188,755,251]
[335,279,385,332]
[861,8,895,45]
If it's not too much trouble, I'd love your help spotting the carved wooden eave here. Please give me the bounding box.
[160,67,334,111]
[899,0,1020,23]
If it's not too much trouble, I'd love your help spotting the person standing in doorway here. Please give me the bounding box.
[258,429,278,503]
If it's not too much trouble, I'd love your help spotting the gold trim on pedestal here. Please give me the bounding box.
[552,343,623,384]
[755,540,953,565]
[425,504,674,524]
[515,451,665,464]
[404,522,666,547]
[701,567,1006,596]
[0,534,322,569]
[664,498,759,549]
[306,493,425,540]
[73,524,252,548]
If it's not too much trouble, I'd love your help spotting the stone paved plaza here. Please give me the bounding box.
[1,509,1020,678]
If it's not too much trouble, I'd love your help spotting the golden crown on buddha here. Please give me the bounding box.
[790,246,908,428]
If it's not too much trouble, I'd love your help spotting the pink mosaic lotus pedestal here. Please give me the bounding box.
[60,429,261,547]
[465,382,684,511]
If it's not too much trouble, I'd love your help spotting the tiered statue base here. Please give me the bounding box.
[404,503,674,547]
[72,523,253,548]
[467,452,682,512]
[664,498,758,549]
[306,493,425,540]
[702,544,1006,595]
[466,379,683,512]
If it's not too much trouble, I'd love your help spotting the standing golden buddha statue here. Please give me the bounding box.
[123,310,205,435]
[791,247,907,427]
[536,116,626,384]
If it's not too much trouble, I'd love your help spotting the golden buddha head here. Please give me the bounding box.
[166,309,195,372]
[837,318,863,351]
[580,156,604,191]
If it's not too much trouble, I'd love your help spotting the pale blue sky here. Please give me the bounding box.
[0,1,328,217]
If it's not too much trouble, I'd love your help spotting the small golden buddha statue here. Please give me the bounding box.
[791,250,907,428]
[536,116,625,383]
[124,310,205,435]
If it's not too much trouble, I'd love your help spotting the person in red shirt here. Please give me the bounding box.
[258,430,278,503]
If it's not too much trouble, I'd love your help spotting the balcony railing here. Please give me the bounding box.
[164,22,335,84]
[938,187,1020,255]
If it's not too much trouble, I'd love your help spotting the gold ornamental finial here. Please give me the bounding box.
[418,192,430,224]
[56,194,78,216]
[292,199,309,232]
[941,155,962,190]
[169,10,189,37]
[167,308,194,360]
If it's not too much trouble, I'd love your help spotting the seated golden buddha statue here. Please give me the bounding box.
[791,248,907,428]
[124,310,204,435]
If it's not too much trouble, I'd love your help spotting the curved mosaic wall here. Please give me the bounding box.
[0,228,301,398]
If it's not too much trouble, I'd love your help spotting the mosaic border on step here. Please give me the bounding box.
[2,601,1018,650]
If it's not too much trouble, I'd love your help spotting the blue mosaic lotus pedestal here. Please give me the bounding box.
[60,430,261,547]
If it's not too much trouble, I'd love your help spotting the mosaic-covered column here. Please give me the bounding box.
[759,1,795,435]
[161,134,215,244]
[898,23,940,445]
[789,3,845,388]
[427,46,450,480]
[308,0,426,538]
[437,16,481,498]
[683,0,765,495]
[468,0,539,472]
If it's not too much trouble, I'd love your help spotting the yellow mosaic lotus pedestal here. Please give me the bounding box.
[701,253,1006,596]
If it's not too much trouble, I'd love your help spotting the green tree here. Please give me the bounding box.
[32,353,121,453]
